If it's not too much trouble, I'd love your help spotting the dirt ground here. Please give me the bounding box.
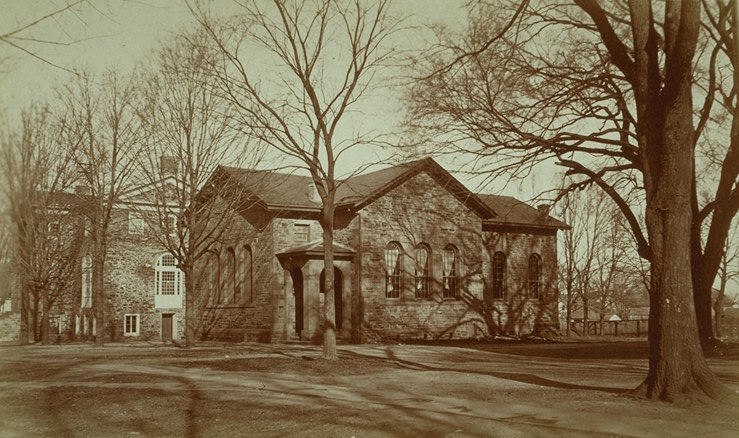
[1,340,738,438]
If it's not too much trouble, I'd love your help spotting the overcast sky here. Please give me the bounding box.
[1,0,560,202]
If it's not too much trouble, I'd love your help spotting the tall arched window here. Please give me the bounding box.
[384,242,402,298]
[226,247,236,304]
[244,245,253,303]
[415,244,431,299]
[204,250,220,305]
[492,252,507,299]
[442,245,458,299]
[155,254,184,308]
[81,254,92,308]
[528,253,542,299]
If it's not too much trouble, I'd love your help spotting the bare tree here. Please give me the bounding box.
[137,30,262,347]
[714,220,739,338]
[1,104,80,344]
[0,0,93,73]
[558,187,642,335]
[57,70,143,347]
[408,1,732,401]
[192,0,400,359]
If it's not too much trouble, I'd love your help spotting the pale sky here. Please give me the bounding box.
[0,0,558,200]
[2,1,737,297]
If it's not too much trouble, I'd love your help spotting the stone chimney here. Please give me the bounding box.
[75,185,91,196]
[160,155,178,177]
[537,204,550,215]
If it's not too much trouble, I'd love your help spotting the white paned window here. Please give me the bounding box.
[415,244,430,299]
[384,242,402,298]
[124,314,140,336]
[155,254,184,308]
[442,245,458,299]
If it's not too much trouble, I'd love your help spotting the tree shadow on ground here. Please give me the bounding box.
[341,348,629,395]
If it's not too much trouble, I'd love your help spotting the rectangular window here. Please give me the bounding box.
[48,221,60,234]
[294,224,310,243]
[128,212,145,234]
[124,314,140,336]
[162,214,177,236]
[160,271,177,295]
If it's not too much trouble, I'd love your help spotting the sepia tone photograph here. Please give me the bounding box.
[0,0,738,436]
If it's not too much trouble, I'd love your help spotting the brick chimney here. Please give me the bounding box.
[537,204,550,215]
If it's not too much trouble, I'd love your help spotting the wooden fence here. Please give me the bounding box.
[569,319,649,337]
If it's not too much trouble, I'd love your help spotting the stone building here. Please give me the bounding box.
[0,157,567,344]
[196,157,568,343]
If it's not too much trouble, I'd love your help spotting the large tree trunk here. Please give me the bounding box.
[692,250,715,347]
[624,0,728,402]
[714,277,726,338]
[321,201,337,360]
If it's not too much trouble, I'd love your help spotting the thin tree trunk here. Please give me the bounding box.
[321,202,337,360]
[93,238,106,347]
[184,263,195,348]
[40,292,50,345]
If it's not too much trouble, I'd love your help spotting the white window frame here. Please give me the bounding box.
[293,223,310,243]
[123,314,140,336]
[155,253,184,308]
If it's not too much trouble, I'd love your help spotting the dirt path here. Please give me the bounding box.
[1,342,737,437]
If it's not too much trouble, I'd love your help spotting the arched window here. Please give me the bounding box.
[203,250,220,305]
[414,244,431,299]
[384,242,402,298]
[155,254,184,302]
[244,245,253,303]
[492,252,506,299]
[442,245,458,299]
[528,253,542,299]
[226,247,236,304]
[81,254,92,308]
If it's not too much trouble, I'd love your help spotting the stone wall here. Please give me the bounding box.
[103,208,186,342]
[482,229,559,335]
[195,204,278,342]
[357,171,487,341]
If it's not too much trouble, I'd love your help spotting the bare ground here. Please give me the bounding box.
[0,340,737,437]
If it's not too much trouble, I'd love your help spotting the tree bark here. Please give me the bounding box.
[40,291,50,345]
[321,201,337,361]
[184,262,196,348]
[626,0,728,401]
[93,228,106,347]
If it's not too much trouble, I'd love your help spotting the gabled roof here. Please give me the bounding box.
[215,157,568,230]
[478,194,569,231]
[335,158,496,219]
[219,158,496,219]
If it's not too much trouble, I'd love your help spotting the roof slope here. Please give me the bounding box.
[477,194,568,230]
[217,158,567,229]
[218,167,321,210]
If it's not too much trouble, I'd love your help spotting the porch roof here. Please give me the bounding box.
[276,239,356,260]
